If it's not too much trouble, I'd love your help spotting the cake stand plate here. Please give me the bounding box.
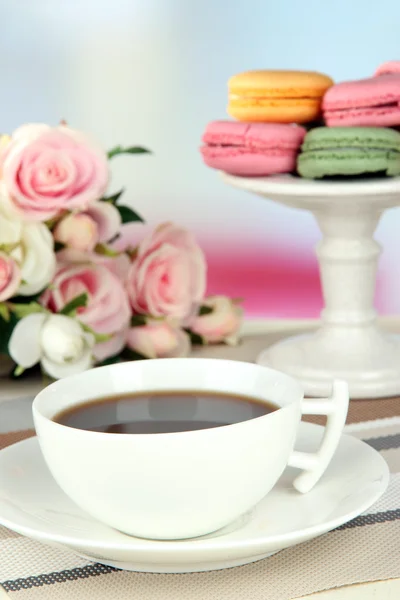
[223,174,400,399]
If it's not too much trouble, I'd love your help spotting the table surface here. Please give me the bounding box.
[0,317,399,600]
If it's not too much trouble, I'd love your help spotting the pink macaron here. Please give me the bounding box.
[375,61,400,76]
[200,121,306,177]
[322,75,400,127]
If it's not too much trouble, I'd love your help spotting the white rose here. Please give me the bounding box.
[0,198,22,244]
[0,205,56,296]
[15,223,56,296]
[9,313,95,379]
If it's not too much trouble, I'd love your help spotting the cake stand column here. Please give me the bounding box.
[315,207,381,328]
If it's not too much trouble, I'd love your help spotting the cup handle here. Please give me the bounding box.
[287,380,349,494]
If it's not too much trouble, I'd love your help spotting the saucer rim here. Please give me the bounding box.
[0,424,390,555]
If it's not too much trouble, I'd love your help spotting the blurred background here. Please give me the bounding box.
[1,0,400,318]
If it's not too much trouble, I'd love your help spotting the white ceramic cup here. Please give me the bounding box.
[33,358,349,540]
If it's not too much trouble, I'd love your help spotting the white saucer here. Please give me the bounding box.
[0,423,389,573]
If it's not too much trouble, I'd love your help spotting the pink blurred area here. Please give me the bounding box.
[204,247,323,318]
[116,224,388,319]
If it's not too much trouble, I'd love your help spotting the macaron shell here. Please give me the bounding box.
[323,75,400,110]
[228,70,334,97]
[301,126,400,151]
[228,70,333,124]
[323,75,400,126]
[324,106,400,127]
[201,121,306,176]
[202,121,251,146]
[298,150,400,179]
[202,121,306,147]
[201,146,297,176]
[375,61,400,76]
[297,126,400,179]
[228,99,321,123]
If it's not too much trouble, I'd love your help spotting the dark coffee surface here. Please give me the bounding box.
[54,390,277,434]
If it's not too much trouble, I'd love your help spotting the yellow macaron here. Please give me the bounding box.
[228,70,334,124]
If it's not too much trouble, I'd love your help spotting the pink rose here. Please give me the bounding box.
[41,261,131,360]
[53,201,121,252]
[56,247,131,283]
[126,222,206,321]
[95,329,128,363]
[189,296,243,345]
[1,123,109,222]
[0,252,20,301]
[126,320,190,359]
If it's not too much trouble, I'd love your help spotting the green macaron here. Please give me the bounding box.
[297,127,400,179]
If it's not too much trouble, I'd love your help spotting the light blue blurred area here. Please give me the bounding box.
[1,0,400,306]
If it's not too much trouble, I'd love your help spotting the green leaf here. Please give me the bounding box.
[102,188,125,205]
[13,365,25,377]
[121,348,148,361]
[81,323,112,343]
[0,303,10,322]
[130,314,147,327]
[0,242,19,253]
[126,246,139,260]
[107,145,151,160]
[8,302,46,319]
[54,241,66,252]
[11,291,42,304]
[8,362,42,380]
[93,332,113,343]
[94,243,120,257]
[108,233,121,244]
[184,329,206,346]
[0,312,18,354]
[198,305,213,316]
[96,354,123,367]
[60,293,88,316]
[45,211,68,230]
[116,205,144,224]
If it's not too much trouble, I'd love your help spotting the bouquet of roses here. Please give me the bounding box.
[0,123,242,380]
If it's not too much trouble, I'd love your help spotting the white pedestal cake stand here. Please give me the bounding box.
[223,173,400,399]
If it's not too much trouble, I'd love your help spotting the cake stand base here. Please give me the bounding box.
[258,326,400,398]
